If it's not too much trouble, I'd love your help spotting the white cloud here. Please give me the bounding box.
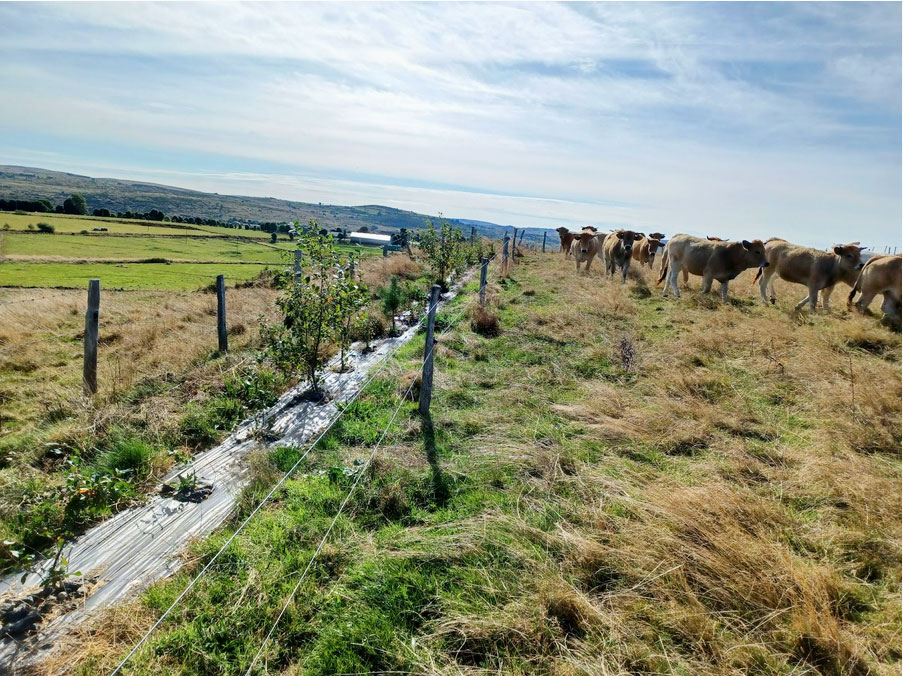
[0,2,899,248]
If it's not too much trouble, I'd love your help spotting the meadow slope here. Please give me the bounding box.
[30,251,903,675]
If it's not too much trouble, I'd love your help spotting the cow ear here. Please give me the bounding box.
[742,240,752,250]
[858,246,867,251]
[634,232,644,241]
[833,246,844,256]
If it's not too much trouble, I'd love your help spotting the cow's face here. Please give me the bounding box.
[616,230,644,254]
[742,239,769,267]
[557,227,569,235]
[648,238,664,255]
[649,232,666,240]
[576,231,595,254]
[833,243,866,271]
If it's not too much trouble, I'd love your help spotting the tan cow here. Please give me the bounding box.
[632,233,666,268]
[556,227,576,257]
[570,229,600,274]
[848,255,902,328]
[755,239,865,312]
[659,234,768,302]
[603,230,644,282]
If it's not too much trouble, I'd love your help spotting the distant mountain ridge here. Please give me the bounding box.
[0,165,547,242]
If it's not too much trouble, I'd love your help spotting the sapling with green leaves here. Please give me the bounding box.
[379,275,408,335]
[260,226,350,399]
[334,253,369,371]
[417,216,466,291]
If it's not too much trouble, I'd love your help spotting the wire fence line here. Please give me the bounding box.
[242,299,472,676]
[105,286,467,676]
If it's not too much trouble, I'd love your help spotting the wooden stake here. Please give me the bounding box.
[83,279,100,395]
[216,274,228,353]
[419,285,441,415]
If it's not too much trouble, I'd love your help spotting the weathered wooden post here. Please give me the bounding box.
[479,257,489,307]
[382,244,389,257]
[518,229,525,245]
[216,274,228,353]
[542,231,546,252]
[511,228,517,266]
[83,279,100,395]
[470,226,476,243]
[502,234,510,278]
[419,284,441,415]
[293,249,302,283]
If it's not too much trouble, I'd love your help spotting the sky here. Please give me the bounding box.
[0,2,900,248]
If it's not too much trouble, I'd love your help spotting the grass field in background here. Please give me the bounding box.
[0,212,384,290]
[0,261,276,290]
[0,233,293,264]
[0,212,221,236]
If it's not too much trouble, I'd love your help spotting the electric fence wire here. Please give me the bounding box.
[106,291,454,676]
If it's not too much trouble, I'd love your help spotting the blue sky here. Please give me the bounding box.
[0,2,900,247]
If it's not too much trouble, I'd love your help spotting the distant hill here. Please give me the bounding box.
[0,165,553,243]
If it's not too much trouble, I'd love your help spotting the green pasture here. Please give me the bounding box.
[0,212,217,236]
[0,261,275,290]
[1,232,293,264]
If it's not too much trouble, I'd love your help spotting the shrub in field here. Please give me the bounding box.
[36,222,55,234]
[261,228,367,397]
[417,217,466,290]
[379,275,408,335]
[334,254,369,371]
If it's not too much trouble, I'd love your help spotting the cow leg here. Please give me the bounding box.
[701,273,713,294]
[794,293,812,311]
[820,285,835,313]
[721,280,730,303]
[575,257,581,274]
[854,289,877,314]
[758,268,774,305]
[585,253,595,274]
[621,260,629,283]
[681,268,689,287]
[667,265,681,298]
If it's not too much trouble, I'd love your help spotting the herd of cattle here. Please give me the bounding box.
[554,227,902,328]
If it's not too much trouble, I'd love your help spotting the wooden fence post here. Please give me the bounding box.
[542,231,546,252]
[294,249,302,283]
[83,279,100,395]
[512,228,517,266]
[382,244,389,257]
[518,229,525,245]
[479,257,489,307]
[216,274,228,353]
[470,226,476,243]
[501,235,510,278]
[419,284,441,415]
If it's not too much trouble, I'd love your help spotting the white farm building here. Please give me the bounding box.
[349,232,391,246]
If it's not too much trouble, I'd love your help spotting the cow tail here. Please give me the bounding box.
[847,268,864,310]
[656,257,669,286]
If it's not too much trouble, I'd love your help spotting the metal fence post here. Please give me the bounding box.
[502,235,510,278]
[542,231,546,252]
[479,257,489,307]
[83,279,100,395]
[419,284,441,415]
[216,274,228,353]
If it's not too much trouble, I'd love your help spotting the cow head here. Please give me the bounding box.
[833,243,867,271]
[647,237,665,255]
[556,227,569,235]
[616,230,644,254]
[742,239,769,267]
[649,232,666,240]
[576,230,596,254]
